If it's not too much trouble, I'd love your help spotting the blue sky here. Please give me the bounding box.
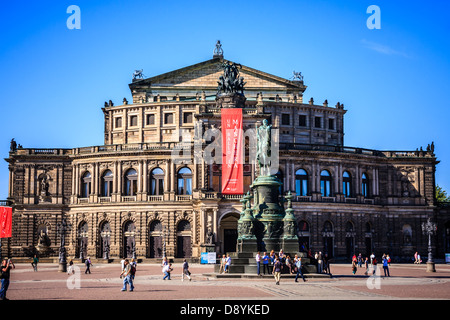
[0,0,449,198]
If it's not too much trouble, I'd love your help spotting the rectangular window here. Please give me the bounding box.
[164,113,174,125]
[328,118,335,130]
[183,112,193,124]
[146,114,155,125]
[315,117,322,128]
[299,115,307,127]
[281,114,290,126]
[115,117,122,128]
[130,115,138,127]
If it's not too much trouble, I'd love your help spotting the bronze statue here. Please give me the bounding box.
[217,61,246,94]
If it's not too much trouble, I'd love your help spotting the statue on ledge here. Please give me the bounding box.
[256,119,272,176]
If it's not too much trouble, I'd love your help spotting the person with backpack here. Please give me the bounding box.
[163,263,173,280]
[84,257,92,274]
[130,258,137,281]
[120,259,134,292]
[182,259,191,281]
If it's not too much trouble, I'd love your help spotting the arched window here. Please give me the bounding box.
[365,222,372,233]
[295,169,308,196]
[320,170,332,197]
[177,167,192,195]
[81,171,91,198]
[343,171,352,197]
[361,173,369,197]
[346,221,354,232]
[101,170,113,197]
[150,167,164,195]
[323,221,333,233]
[124,169,137,196]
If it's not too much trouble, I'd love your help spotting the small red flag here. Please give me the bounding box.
[0,206,12,238]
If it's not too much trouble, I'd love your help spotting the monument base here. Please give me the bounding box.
[201,244,216,253]
[58,262,67,273]
[237,239,258,254]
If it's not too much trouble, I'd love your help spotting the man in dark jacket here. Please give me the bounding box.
[0,258,15,300]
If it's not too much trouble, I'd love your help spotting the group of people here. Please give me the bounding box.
[350,253,391,277]
[160,256,191,282]
[312,251,332,275]
[414,252,422,264]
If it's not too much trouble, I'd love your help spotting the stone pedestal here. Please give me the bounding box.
[426,261,436,272]
[216,93,246,109]
[58,262,67,273]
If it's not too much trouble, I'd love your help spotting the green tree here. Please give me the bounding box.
[436,185,450,204]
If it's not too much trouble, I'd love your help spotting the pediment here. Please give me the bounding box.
[130,58,305,92]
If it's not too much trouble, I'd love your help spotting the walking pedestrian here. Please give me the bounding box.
[162,256,168,267]
[262,252,270,275]
[130,258,137,281]
[182,259,191,281]
[255,252,261,276]
[163,263,173,280]
[31,255,39,272]
[67,259,74,275]
[372,257,378,275]
[383,256,390,277]
[84,257,92,274]
[370,252,375,265]
[352,259,357,275]
[120,259,134,292]
[357,253,363,268]
[0,258,15,300]
[294,257,306,282]
[272,256,282,285]
[364,257,369,275]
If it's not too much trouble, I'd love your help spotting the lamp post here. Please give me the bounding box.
[421,218,437,272]
[57,218,69,273]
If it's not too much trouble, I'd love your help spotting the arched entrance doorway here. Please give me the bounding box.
[99,221,111,259]
[297,220,310,253]
[78,221,88,260]
[219,212,239,254]
[123,221,136,258]
[176,220,192,258]
[149,220,163,258]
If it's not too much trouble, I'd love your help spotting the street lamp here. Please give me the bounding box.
[56,218,69,273]
[421,218,437,272]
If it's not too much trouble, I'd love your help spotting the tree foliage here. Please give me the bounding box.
[436,185,450,204]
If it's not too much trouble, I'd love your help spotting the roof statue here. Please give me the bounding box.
[292,70,303,81]
[132,69,145,80]
[213,40,223,58]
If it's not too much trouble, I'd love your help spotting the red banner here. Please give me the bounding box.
[0,206,12,238]
[221,108,244,194]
